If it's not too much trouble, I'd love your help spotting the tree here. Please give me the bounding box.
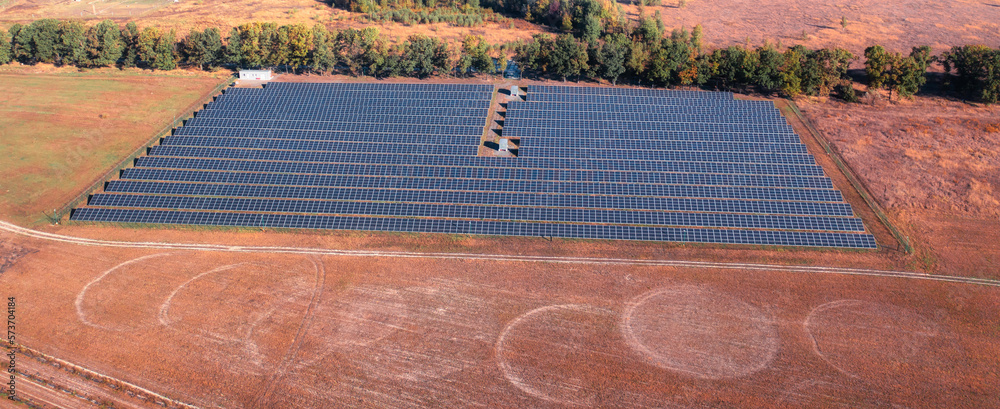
[405,35,449,78]
[548,34,588,81]
[941,45,1000,103]
[336,27,383,76]
[865,45,931,99]
[514,34,552,74]
[225,27,243,67]
[711,45,757,89]
[461,35,494,75]
[780,45,806,96]
[57,20,87,66]
[181,28,223,70]
[14,19,60,63]
[137,27,176,70]
[152,30,177,70]
[754,43,785,93]
[599,33,628,85]
[120,22,141,68]
[285,24,313,72]
[136,26,160,67]
[0,28,11,65]
[84,20,123,67]
[310,24,337,74]
[864,44,892,89]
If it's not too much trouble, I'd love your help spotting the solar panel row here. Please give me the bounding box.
[118,168,844,201]
[160,136,480,155]
[197,107,488,120]
[133,156,835,188]
[104,180,856,216]
[503,118,793,133]
[172,129,481,146]
[87,194,863,231]
[146,146,828,176]
[502,128,800,143]
[71,208,877,248]
[516,138,810,154]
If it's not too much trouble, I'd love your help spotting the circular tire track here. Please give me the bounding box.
[495,304,619,407]
[804,300,962,387]
[621,286,779,379]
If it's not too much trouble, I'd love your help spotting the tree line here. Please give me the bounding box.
[1,18,998,103]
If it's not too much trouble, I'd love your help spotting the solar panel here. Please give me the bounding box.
[69,82,877,249]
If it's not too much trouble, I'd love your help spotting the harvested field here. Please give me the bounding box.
[0,224,998,408]
[798,96,1000,277]
[0,67,228,226]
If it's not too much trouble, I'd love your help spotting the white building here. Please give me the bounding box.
[239,69,273,81]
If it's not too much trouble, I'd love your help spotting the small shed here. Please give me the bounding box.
[499,138,509,152]
[239,69,273,81]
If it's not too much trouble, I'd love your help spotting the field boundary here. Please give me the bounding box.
[784,100,914,254]
[51,75,236,223]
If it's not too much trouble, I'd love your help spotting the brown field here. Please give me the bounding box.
[1,225,999,408]
[798,95,1000,278]
[3,0,999,52]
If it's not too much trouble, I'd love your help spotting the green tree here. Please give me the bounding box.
[942,45,1000,103]
[405,35,449,78]
[0,28,11,65]
[120,22,141,68]
[225,27,243,67]
[285,24,313,71]
[136,26,160,67]
[711,45,757,89]
[462,35,494,74]
[310,24,337,74]
[780,45,806,96]
[864,44,892,89]
[57,20,87,66]
[599,33,628,85]
[548,34,588,81]
[84,20,123,67]
[754,44,785,93]
[153,29,177,70]
[182,28,223,70]
[336,27,383,76]
[15,19,60,63]
[514,34,552,74]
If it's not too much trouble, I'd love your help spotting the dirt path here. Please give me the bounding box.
[2,220,998,288]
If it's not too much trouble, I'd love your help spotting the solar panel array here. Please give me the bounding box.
[70,82,877,248]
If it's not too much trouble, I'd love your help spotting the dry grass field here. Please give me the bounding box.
[3,0,999,51]
[799,96,1000,278]
[0,66,228,226]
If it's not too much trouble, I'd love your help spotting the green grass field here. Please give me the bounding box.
[0,69,228,226]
